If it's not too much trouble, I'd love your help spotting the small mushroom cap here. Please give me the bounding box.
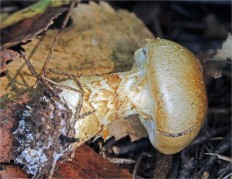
[143,39,207,154]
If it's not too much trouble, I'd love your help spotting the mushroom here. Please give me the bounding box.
[59,38,208,154]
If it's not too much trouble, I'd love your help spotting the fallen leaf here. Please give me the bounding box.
[0,47,19,73]
[1,0,71,29]
[53,144,131,178]
[0,165,28,179]
[1,7,67,48]
[0,145,131,179]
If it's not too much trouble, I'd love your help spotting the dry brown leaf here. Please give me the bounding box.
[1,0,71,29]
[52,144,131,178]
[0,47,19,73]
[1,7,67,48]
[1,0,71,47]
[0,165,28,179]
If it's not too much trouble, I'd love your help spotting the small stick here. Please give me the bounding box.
[187,126,230,148]
[20,51,54,94]
[107,158,136,164]
[5,35,45,90]
[40,75,82,93]
[48,68,84,94]
[40,0,78,77]
[167,153,180,178]
[153,152,173,178]
[178,150,198,179]
[49,68,85,119]
[204,153,232,162]
[132,152,154,179]
[50,68,86,137]
[195,131,232,178]
[112,138,151,155]
[78,110,96,119]
[48,68,82,78]
[218,163,232,178]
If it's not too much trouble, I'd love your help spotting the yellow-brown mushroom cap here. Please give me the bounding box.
[144,39,207,154]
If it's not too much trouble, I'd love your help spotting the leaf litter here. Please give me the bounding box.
[1,2,153,102]
[0,47,19,74]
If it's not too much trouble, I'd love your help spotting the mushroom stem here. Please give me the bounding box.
[59,67,151,147]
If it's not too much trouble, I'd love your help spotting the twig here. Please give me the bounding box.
[5,36,45,90]
[101,137,116,153]
[132,152,154,179]
[48,68,82,78]
[40,75,82,93]
[20,51,54,95]
[107,158,136,164]
[178,150,198,179]
[194,131,232,178]
[204,153,232,162]
[112,138,151,155]
[153,152,173,178]
[223,172,232,179]
[78,110,95,119]
[48,68,84,94]
[218,163,232,178]
[167,153,180,178]
[187,126,230,149]
[208,107,231,114]
[48,147,71,179]
[40,0,78,76]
